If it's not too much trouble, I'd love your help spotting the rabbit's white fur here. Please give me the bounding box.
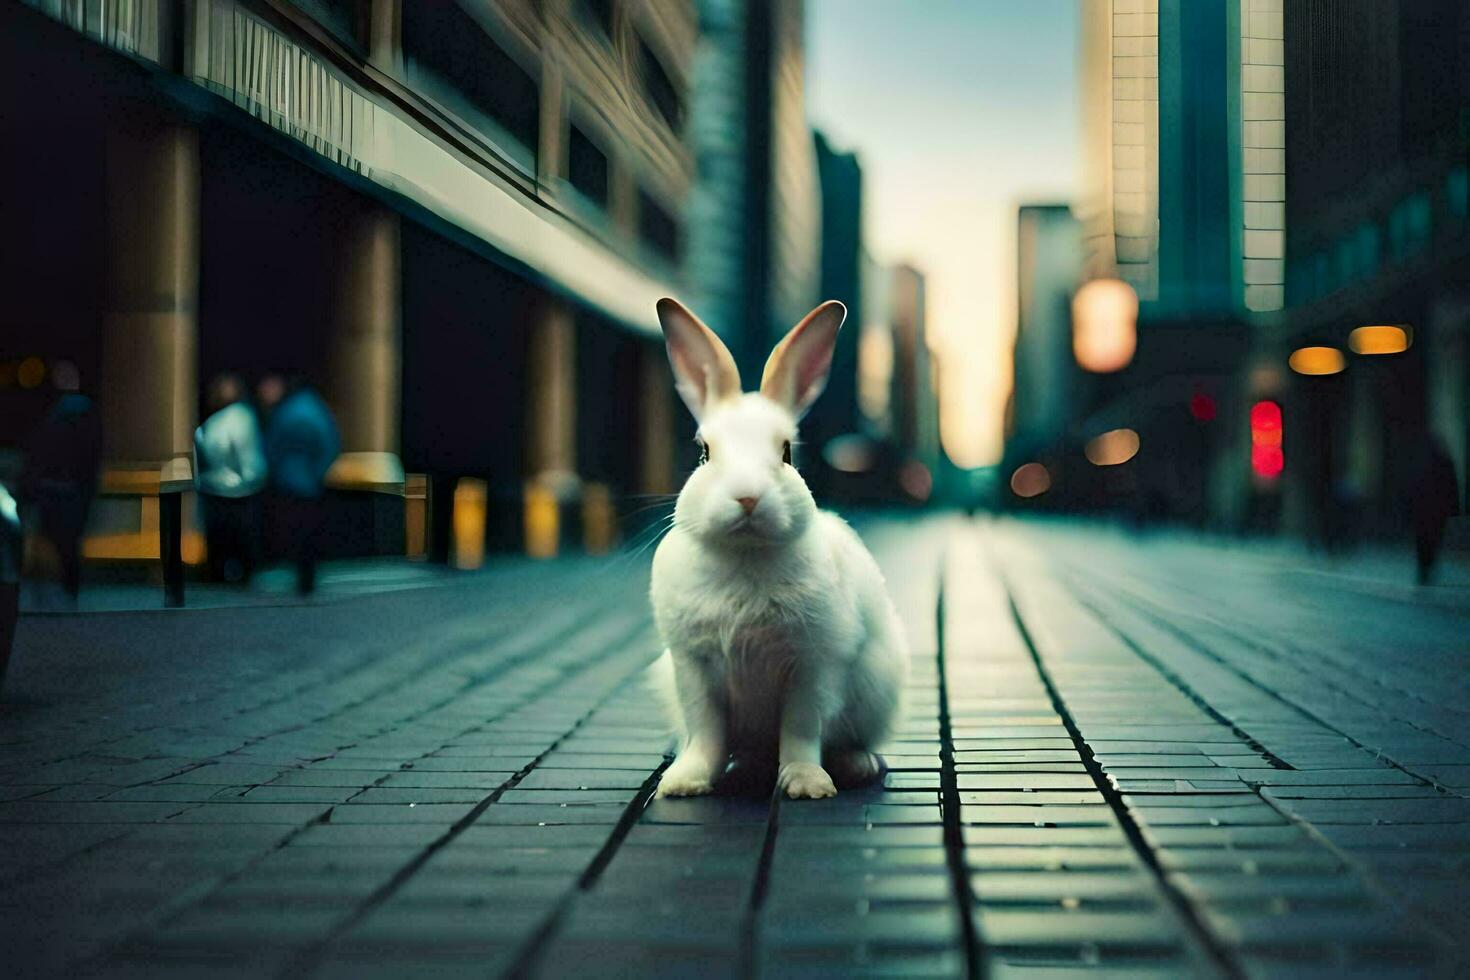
[648,298,908,800]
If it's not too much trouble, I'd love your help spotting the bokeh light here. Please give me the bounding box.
[1072,278,1138,373]
[1348,325,1410,355]
[1010,462,1051,498]
[823,433,877,473]
[1249,400,1282,444]
[898,460,933,501]
[1189,392,1216,421]
[1288,346,1345,376]
[1250,400,1284,480]
[1252,444,1284,478]
[1084,428,1140,466]
[17,356,45,389]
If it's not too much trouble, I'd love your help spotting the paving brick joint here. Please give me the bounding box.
[1,517,1466,978]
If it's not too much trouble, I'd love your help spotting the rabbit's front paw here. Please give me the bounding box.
[657,759,717,798]
[779,762,837,800]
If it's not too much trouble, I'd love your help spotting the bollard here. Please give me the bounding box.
[452,478,487,570]
[582,482,616,554]
[523,482,560,559]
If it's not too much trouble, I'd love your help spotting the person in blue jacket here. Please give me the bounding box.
[259,375,340,595]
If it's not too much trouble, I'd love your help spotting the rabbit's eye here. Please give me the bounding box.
[697,439,709,465]
[782,441,792,465]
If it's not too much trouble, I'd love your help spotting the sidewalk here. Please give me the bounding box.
[1,516,1466,977]
[17,557,468,615]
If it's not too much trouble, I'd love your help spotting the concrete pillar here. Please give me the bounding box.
[526,297,577,479]
[327,202,401,463]
[524,296,577,557]
[639,344,676,495]
[101,116,200,468]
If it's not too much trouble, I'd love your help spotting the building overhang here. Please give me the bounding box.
[21,0,675,339]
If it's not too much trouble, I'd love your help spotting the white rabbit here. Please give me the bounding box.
[648,297,908,800]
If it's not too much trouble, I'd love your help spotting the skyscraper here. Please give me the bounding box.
[1078,0,1286,318]
[685,0,821,382]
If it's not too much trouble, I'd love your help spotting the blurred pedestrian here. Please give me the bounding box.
[1409,435,1461,585]
[21,361,102,602]
[0,483,20,695]
[194,373,267,583]
[261,377,339,595]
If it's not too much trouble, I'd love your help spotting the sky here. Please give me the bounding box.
[806,0,1080,468]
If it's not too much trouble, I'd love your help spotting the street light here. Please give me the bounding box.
[1250,400,1283,481]
[1288,346,1346,376]
[1072,278,1138,373]
[1010,462,1050,498]
[1348,325,1411,355]
[1084,428,1140,466]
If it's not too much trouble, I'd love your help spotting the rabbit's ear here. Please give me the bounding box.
[656,298,742,421]
[761,300,846,419]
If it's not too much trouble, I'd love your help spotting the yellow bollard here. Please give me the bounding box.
[582,482,616,555]
[452,478,487,570]
[524,482,560,559]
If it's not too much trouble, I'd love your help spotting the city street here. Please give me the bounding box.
[2,517,1467,978]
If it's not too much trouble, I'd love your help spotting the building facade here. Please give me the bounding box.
[1276,0,1470,544]
[2,0,704,562]
[1067,0,1467,544]
[1079,0,1285,317]
[805,129,862,495]
[887,265,941,502]
[1005,206,1084,492]
[1065,0,1278,525]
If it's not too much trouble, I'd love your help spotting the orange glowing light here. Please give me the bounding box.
[1084,428,1140,466]
[1010,463,1051,498]
[1072,279,1138,373]
[1348,325,1410,355]
[17,357,45,389]
[1288,346,1345,376]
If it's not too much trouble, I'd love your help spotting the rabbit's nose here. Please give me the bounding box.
[736,496,760,516]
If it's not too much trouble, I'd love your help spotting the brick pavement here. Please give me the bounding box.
[0,517,1466,978]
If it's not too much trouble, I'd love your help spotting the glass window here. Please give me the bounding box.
[639,39,682,132]
[295,0,365,52]
[1317,251,1340,296]
[638,189,679,262]
[1406,191,1432,246]
[567,125,609,209]
[1334,236,1355,287]
[1448,166,1469,220]
[1355,222,1379,277]
[402,2,539,158]
[1387,202,1408,261]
